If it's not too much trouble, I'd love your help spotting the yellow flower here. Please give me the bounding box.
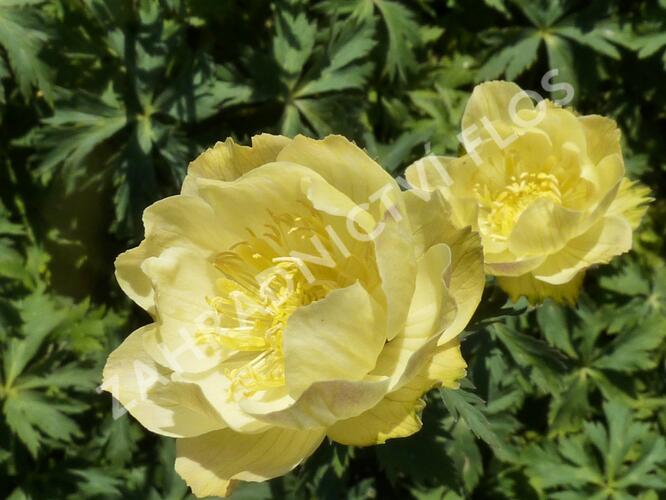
[102,134,484,497]
[406,81,651,304]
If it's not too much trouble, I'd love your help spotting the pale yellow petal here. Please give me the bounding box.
[608,178,652,229]
[114,194,222,313]
[532,216,633,285]
[405,155,458,193]
[141,246,225,373]
[402,243,453,340]
[533,104,587,153]
[503,128,554,176]
[101,325,224,438]
[171,368,272,433]
[400,190,485,344]
[369,243,457,388]
[184,134,291,189]
[497,272,585,305]
[485,253,546,277]
[283,282,384,397]
[461,81,534,147]
[440,229,484,345]
[242,330,447,428]
[373,213,417,340]
[239,377,391,428]
[300,175,375,233]
[508,198,583,257]
[276,134,399,215]
[405,155,479,230]
[422,338,468,388]
[190,161,318,243]
[175,427,325,498]
[115,244,153,312]
[326,388,425,446]
[580,154,624,212]
[578,114,622,165]
[327,339,466,446]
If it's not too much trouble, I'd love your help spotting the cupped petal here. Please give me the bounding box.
[369,243,458,385]
[373,213,417,340]
[183,134,291,190]
[461,81,534,148]
[485,252,546,277]
[401,190,485,344]
[421,338,468,388]
[440,228,484,344]
[502,127,554,177]
[326,386,425,446]
[497,271,585,305]
[327,338,466,446]
[115,244,153,313]
[243,331,447,428]
[405,155,459,193]
[581,154,624,214]
[300,174,375,233]
[508,198,583,257]
[171,368,272,433]
[533,103,587,154]
[276,135,399,215]
[114,194,223,313]
[191,161,323,244]
[239,377,392,428]
[141,246,225,373]
[608,178,652,230]
[405,155,479,230]
[101,325,224,438]
[402,243,454,339]
[532,216,633,285]
[283,281,385,398]
[175,427,325,498]
[578,114,622,165]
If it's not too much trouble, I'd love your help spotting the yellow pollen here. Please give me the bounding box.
[477,172,561,239]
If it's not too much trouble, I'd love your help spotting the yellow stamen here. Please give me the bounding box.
[477,172,562,239]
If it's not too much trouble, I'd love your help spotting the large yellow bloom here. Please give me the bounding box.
[406,81,650,303]
[102,134,484,497]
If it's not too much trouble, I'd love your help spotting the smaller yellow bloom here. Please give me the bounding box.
[406,81,651,304]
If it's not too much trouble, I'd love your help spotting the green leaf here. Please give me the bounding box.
[536,300,577,357]
[23,88,127,186]
[547,373,591,434]
[492,323,568,392]
[440,387,506,456]
[4,390,81,456]
[555,25,621,59]
[543,33,578,101]
[3,292,67,386]
[273,1,317,79]
[594,313,666,372]
[525,400,666,497]
[72,469,123,497]
[296,18,376,96]
[504,33,542,79]
[374,0,421,80]
[375,405,461,491]
[637,33,666,59]
[0,1,53,102]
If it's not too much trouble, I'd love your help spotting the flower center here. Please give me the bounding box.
[477,172,561,239]
[194,208,365,398]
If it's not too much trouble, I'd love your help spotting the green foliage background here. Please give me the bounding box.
[1,0,665,498]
